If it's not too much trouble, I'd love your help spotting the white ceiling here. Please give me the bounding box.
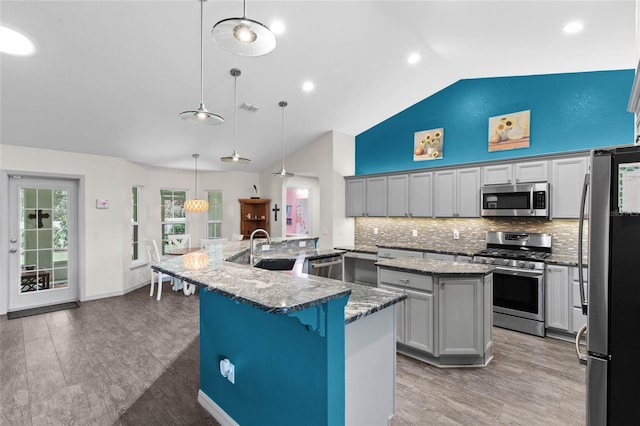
[1,1,637,172]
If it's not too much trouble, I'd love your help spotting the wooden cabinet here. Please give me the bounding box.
[438,277,484,356]
[239,198,270,238]
[551,156,589,218]
[545,264,570,331]
[482,161,548,185]
[435,167,480,217]
[345,176,387,217]
[408,171,433,217]
[387,174,409,217]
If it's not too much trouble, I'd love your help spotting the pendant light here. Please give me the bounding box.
[220,68,251,164]
[180,0,224,125]
[273,101,294,177]
[185,154,209,213]
[211,0,276,57]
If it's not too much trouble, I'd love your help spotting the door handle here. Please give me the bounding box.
[9,248,18,253]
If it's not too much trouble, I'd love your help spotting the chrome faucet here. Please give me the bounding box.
[249,228,271,266]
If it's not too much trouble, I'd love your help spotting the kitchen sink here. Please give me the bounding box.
[253,258,297,271]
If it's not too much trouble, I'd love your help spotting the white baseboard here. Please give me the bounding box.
[198,389,239,426]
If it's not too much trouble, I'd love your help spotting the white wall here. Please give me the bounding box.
[0,144,260,314]
[260,130,355,250]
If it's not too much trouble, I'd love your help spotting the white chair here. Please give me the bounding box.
[167,233,191,251]
[145,240,170,301]
[201,238,228,249]
[231,233,244,241]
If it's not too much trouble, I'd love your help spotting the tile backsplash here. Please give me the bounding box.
[355,217,583,258]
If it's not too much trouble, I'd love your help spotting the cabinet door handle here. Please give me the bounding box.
[398,279,410,284]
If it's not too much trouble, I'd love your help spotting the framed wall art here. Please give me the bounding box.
[414,128,444,161]
[488,110,530,152]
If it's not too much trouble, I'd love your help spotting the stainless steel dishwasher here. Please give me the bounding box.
[303,254,344,280]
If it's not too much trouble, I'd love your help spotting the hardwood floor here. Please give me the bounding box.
[0,285,585,425]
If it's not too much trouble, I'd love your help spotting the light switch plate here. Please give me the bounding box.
[412,229,418,237]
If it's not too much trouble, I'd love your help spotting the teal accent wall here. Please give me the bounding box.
[355,70,635,175]
[199,289,349,426]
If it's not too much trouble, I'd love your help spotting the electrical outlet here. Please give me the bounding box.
[374,227,379,235]
[299,241,306,247]
[261,244,270,251]
[412,229,418,237]
[453,229,460,240]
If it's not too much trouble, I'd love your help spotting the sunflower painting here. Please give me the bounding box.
[414,128,444,161]
[488,110,530,152]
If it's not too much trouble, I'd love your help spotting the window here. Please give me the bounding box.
[160,189,187,254]
[131,186,142,262]
[206,190,223,238]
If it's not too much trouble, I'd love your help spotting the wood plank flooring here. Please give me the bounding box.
[0,285,585,425]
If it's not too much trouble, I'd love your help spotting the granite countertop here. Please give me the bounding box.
[154,242,405,324]
[376,257,494,275]
[545,254,587,267]
[377,242,478,257]
[334,245,378,254]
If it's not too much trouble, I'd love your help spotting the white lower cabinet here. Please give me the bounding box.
[405,289,434,353]
[378,267,491,366]
[546,264,587,335]
[545,264,570,331]
[438,277,483,356]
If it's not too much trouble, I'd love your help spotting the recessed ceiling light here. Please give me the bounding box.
[0,26,35,56]
[408,53,421,65]
[302,81,315,92]
[563,21,584,35]
[270,20,285,35]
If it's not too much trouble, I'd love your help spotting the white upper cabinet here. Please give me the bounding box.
[387,174,409,217]
[345,176,387,217]
[482,160,548,185]
[365,176,387,216]
[409,172,433,217]
[435,168,480,217]
[551,156,589,219]
[346,178,366,217]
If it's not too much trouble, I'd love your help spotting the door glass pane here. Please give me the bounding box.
[20,187,69,293]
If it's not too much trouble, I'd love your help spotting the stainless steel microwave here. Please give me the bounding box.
[480,182,549,217]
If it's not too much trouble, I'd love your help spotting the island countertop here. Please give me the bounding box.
[154,242,405,324]
[376,257,495,275]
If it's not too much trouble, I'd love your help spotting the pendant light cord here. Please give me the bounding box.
[281,105,285,167]
[194,154,200,196]
[199,0,204,105]
[234,73,238,151]
[243,0,247,18]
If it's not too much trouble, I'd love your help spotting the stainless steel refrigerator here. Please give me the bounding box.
[579,145,640,425]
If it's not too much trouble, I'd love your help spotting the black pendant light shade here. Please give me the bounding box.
[180,0,224,125]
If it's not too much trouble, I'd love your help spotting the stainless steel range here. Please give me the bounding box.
[473,231,552,337]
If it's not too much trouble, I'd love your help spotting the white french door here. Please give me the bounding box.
[8,176,78,311]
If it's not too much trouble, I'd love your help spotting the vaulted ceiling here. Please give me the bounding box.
[1,1,636,172]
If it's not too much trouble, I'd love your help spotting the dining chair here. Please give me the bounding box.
[145,239,168,300]
[167,233,191,251]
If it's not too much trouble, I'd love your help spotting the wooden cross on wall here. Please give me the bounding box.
[272,204,280,221]
[28,209,50,228]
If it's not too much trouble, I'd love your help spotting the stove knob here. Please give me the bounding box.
[517,260,525,267]
[488,258,495,264]
[528,262,536,269]
[503,259,509,265]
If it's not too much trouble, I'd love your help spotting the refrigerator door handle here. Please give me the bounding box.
[578,172,589,315]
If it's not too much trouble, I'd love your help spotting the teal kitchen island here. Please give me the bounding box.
[153,241,405,426]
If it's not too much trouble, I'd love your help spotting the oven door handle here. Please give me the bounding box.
[494,267,543,278]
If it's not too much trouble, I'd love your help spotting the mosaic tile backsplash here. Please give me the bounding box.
[355,217,584,259]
